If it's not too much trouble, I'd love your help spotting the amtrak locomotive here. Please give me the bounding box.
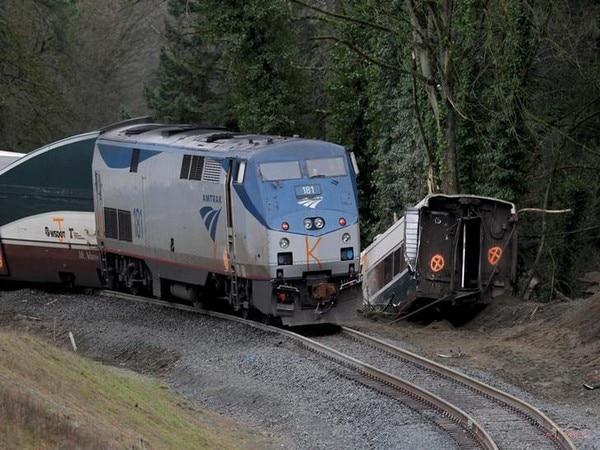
[93,120,362,326]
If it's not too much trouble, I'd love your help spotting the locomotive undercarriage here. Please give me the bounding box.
[101,253,360,325]
[103,254,153,296]
[272,270,361,325]
[103,253,220,306]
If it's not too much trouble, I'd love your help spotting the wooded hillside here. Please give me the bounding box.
[1,0,598,300]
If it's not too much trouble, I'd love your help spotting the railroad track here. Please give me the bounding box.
[99,290,575,450]
[315,327,576,450]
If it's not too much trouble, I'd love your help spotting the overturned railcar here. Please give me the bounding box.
[361,195,517,315]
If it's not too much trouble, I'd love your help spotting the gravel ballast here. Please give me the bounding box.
[1,288,598,449]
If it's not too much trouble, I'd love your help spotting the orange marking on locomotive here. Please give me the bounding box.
[222,248,230,272]
[305,237,322,271]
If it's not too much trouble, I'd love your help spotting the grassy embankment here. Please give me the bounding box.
[0,331,273,449]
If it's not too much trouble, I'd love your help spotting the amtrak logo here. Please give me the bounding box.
[298,197,323,209]
[200,206,222,241]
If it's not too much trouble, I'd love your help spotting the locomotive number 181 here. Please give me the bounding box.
[295,184,322,197]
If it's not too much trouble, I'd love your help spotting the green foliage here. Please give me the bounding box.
[145,42,229,125]
[1,0,164,151]
[517,0,599,298]
[365,29,429,236]
[323,5,379,241]
[323,0,429,242]
[454,0,533,203]
[144,1,232,125]
[146,0,313,135]
[218,1,314,135]
[0,1,73,151]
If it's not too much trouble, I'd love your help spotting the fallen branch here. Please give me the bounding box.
[517,208,571,214]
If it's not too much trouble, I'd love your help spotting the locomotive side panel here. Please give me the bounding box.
[94,145,230,292]
[227,161,270,278]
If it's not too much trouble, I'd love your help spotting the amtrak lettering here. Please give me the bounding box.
[203,194,222,203]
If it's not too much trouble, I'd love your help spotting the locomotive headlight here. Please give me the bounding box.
[341,247,354,261]
[314,217,325,229]
[342,233,351,243]
[303,218,313,230]
[279,238,290,249]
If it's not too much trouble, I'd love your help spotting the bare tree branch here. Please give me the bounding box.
[311,35,434,85]
[290,0,403,36]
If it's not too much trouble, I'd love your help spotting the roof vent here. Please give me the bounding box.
[124,124,162,136]
[160,125,200,137]
[206,132,234,143]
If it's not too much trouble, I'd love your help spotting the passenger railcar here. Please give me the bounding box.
[0,133,102,286]
[93,120,361,326]
[361,195,517,316]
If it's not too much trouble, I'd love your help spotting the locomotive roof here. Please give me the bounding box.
[98,118,333,155]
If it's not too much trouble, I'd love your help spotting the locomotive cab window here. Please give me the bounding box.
[234,161,246,184]
[306,157,347,178]
[259,161,301,181]
[130,148,140,173]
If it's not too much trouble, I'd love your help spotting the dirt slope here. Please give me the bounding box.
[351,293,600,409]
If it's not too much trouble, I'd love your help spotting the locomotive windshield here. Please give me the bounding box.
[259,157,347,182]
[306,157,346,178]
[259,161,302,181]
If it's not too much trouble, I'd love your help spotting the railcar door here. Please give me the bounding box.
[456,217,482,290]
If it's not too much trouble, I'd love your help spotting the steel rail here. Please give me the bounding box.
[341,326,576,450]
